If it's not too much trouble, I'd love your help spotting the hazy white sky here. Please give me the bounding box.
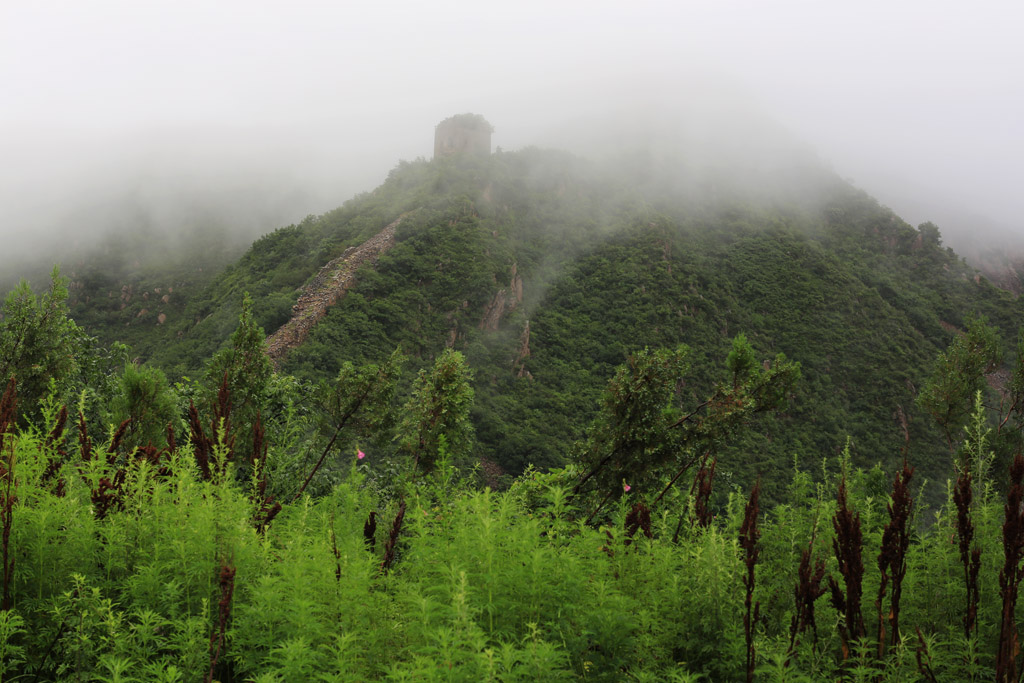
[2,0,1022,259]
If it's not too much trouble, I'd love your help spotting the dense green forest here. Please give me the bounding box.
[2,144,1024,679]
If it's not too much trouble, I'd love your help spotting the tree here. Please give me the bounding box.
[573,345,690,497]
[0,268,105,423]
[109,362,178,452]
[399,349,475,474]
[917,315,1001,448]
[573,336,800,511]
[201,293,273,461]
[290,349,405,499]
[918,222,942,247]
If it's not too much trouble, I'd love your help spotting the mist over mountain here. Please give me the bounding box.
[3,1,1022,287]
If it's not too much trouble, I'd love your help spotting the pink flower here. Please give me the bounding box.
[623,483,631,492]
[357,449,366,460]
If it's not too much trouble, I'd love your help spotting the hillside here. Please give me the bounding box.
[52,146,1022,503]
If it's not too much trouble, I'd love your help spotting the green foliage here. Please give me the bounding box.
[574,339,799,508]
[1,372,1024,680]
[201,293,273,459]
[399,349,475,474]
[575,345,690,496]
[284,349,405,499]
[324,348,405,447]
[918,316,1001,446]
[726,332,759,387]
[0,609,27,681]
[109,363,179,451]
[0,268,120,422]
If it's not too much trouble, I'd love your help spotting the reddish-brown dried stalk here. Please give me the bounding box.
[379,501,407,575]
[953,456,981,640]
[330,519,343,582]
[206,561,236,683]
[363,511,378,553]
[0,378,14,436]
[165,422,176,452]
[692,455,717,529]
[106,417,131,465]
[997,451,1024,682]
[75,412,131,519]
[250,414,280,534]
[739,480,761,683]
[91,472,126,520]
[77,411,92,463]
[188,401,212,480]
[0,377,16,612]
[788,529,827,660]
[624,501,653,546]
[189,372,236,483]
[877,460,914,655]
[828,474,864,662]
[44,404,68,453]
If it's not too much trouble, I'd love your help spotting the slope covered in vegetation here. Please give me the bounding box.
[63,147,1012,503]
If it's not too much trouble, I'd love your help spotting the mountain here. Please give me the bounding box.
[54,135,1023,504]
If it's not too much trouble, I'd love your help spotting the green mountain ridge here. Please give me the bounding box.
[56,146,1023,502]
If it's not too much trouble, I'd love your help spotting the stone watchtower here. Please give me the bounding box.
[433,114,493,160]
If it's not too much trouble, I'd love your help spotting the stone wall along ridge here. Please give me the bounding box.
[264,215,405,366]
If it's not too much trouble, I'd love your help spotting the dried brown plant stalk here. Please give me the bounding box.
[40,405,68,494]
[788,527,826,661]
[828,474,864,662]
[876,459,914,655]
[250,414,280,534]
[692,454,717,529]
[106,417,132,464]
[739,480,761,683]
[188,401,212,480]
[997,451,1024,682]
[206,561,236,683]
[623,501,652,546]
[363,511,377,553]
[0,377,16,611]
[331,511,343,582]
[953,455,981,640]
[189,373,235,483]
[379,501,407,575]
[77,411,92,463]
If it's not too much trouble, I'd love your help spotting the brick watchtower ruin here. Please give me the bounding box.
[433,114,493,160]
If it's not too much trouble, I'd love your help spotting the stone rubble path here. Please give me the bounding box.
[265,215,405,367]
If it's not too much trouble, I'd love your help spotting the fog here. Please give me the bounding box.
[2,0,1022,278]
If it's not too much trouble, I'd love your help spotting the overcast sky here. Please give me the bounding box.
[2,0,1022,265]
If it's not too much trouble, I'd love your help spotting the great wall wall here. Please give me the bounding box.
[264,215,405,367]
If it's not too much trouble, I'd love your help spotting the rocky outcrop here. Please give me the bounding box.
[265,216,404,367]
[479,290,508,332]
[478,263,524,332]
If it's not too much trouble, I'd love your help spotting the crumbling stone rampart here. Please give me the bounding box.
[264,215,404,367]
